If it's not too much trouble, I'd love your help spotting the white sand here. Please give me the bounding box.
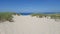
[0,15,60,34]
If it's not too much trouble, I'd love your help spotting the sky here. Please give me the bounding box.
[0,0,60,13]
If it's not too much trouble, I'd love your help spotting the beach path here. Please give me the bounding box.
[0,15,60,34]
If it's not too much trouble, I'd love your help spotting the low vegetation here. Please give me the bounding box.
[31,13,60,19]
[31,13,47,18]
[49,14,60,19]
[0,12,60,22]
[0,12,20,23]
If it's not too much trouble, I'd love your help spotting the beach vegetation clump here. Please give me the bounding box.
[31,13,47,18]
[50,14,60,19]
[0,12,16,22]
[31,13,60,19]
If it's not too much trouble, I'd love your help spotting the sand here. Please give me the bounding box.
[0,15,60,34]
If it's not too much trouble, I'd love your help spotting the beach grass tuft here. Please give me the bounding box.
[31,13,60,19]
[0,12,20,23]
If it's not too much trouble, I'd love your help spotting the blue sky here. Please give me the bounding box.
[0,0,60,13]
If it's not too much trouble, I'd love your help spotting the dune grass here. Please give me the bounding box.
[31,13,47,18]
[31,13,60,19]
[49,14,60,19]
[0,12,20,23]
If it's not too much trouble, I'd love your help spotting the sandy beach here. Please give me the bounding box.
[0,15,60,34]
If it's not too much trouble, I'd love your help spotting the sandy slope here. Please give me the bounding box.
[0,15,60,34]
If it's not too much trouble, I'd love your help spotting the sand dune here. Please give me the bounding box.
[0,15,60,34]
